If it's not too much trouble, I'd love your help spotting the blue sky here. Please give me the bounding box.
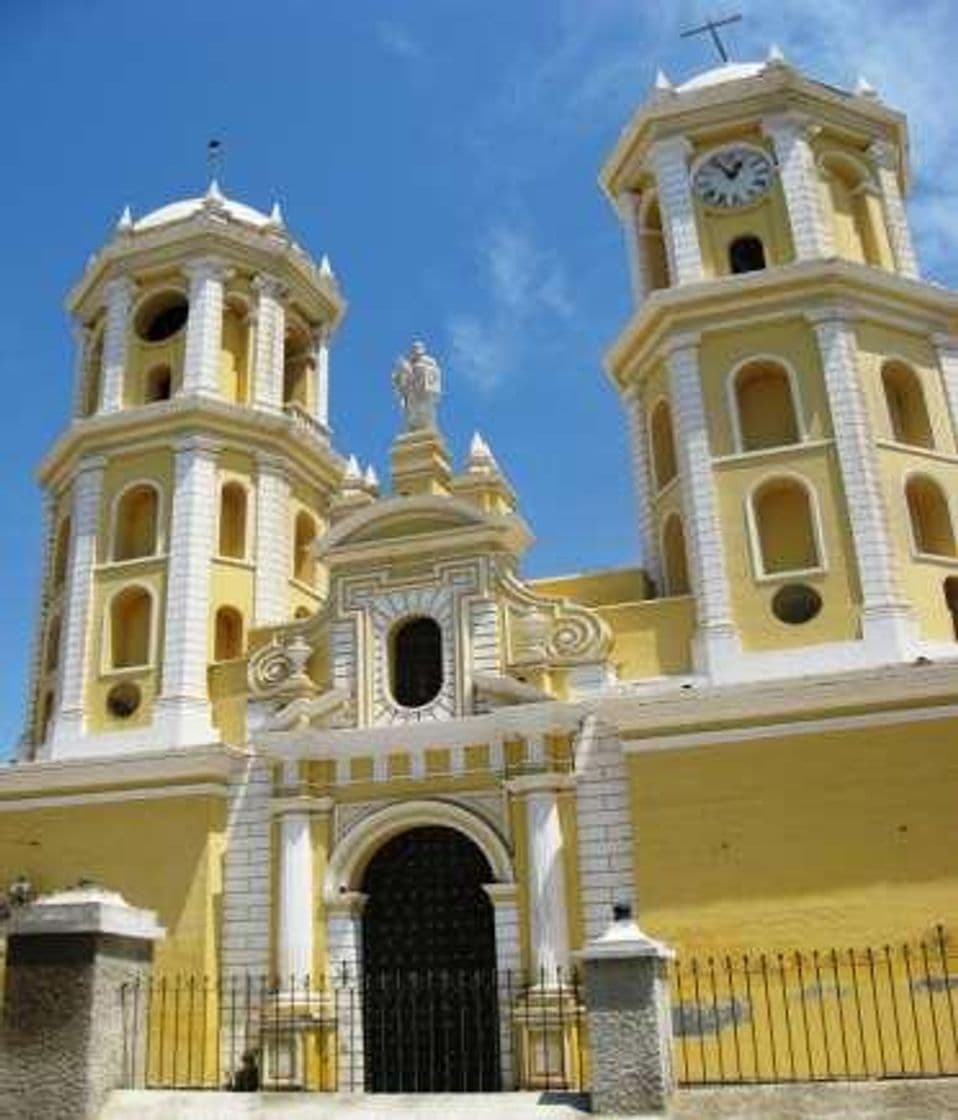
[2,0,957,752]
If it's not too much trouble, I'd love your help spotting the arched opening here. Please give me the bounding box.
[822,154,882,267]
[650,399,677,490]
[294,606,312,620]
[39,690,54,743]
[113,484,159,561]
[733,359,801,451]
[882,361,933,449]
[144,364,172,403]
[134,290,189,343]
[82,331,103,417]
[752,477,821,575]
[44,614,61,673]
[52,516,71,592]
[906,476,956,557]
[640,192,670,292]
[728,235,766,274]
[391,617,443,708]
[361,825,498,1091]
[662,514,690,596]
[110,586,152,668]
[293,512,317,584]
[283,325,311,409]
[944,577,958,641]
[218,483,248,559]
[214,606,244,661]
[220,298,249,404]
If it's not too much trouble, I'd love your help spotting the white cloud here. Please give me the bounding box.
[374,21,424,62]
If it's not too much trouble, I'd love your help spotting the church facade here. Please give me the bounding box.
[2,50,957,1085]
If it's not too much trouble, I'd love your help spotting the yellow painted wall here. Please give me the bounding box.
[628,715,958,953]
[601,598,695,677]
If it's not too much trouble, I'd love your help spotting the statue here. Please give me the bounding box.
[392,340,442,431]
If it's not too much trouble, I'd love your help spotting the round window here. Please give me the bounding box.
[390,617,443,708]
[771,583,823,626]
[106,681,142,719]
[135,292,189,343]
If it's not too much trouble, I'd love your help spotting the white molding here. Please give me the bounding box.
[108,477,165,561]
[0,781,230,813]
[725,353,807,454]
[901,469,957,560]
[99,579,159,674]
[744,470,828,581]
[215,475,252,561]
[713,438,833,467]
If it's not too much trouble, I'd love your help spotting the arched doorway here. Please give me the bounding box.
[361,825,499,1091]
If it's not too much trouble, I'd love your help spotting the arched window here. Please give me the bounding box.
[82,331,103,417]
[218,482,248,559]
[391,617,443,708]
[220,298,249,404]
[728,235,766,274]
[944,577,958,641]
[44,614,61,673]
[113,484,159,561]
[110,586,152,668]
[640,192,670,292]
[732,359,801,452]
[662,514,690,596]
[144,364,172,403]
[284,325,311,408]
[52,516,71,592]
[751,477,822,576]
[293,512,317,584]
[882,361,933,449]
[134,290,189,343]
[650,400,677,490]
[214,606,244,661]
[821,154,882,267]
[39,691,55,743]
[906,476,955,557]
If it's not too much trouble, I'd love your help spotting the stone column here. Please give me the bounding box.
[932,333,958,448]
[311,324,331,432]
[483,883,521,1089]
[665,334,739,674]
[51,456,105,752]
[809,308,914,654]
[326,892,367,1091]
[155,435,218,744]
[254,452,291,625]
[99,276,136,413]
[273,791,331,985]
[763,113,833,259]
[0,886,164,1120]
[577,906,674,1116]
[182,258,227,397]
[647,137,703,286]
[615,191,646,307]
[869,140,919,279]
[252,274,287,412]
[18,493,56,762]
[71,323,92,420]
[624,388,661,592]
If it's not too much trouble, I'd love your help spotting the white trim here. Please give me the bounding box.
[215,476,251,561]
[100,580,159,673]
[879,354,936,449]
[713,438,833,467]
[647,394,678,492]
[726,353,807,454]
[902,470,958,560]
[745,470,828,582]
[0,782,229,813]
[876,440,958,466]
[108,477,164,562]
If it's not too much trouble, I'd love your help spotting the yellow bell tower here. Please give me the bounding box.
[603,49,958,681]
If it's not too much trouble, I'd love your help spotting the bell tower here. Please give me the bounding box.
[603,49,958,681]
[22,183,346,761]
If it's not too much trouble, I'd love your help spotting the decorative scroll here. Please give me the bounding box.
[498,568,612,667]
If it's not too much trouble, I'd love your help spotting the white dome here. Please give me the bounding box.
[133,185,273,232]
[677,61,766,94]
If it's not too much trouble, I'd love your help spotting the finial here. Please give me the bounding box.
[653,68,675,95]
[319,254,334,279]
[267,200,284,227]
[204,178,225,209]
[467,431,499,473]
[767,43,786,65]
[116,205,133,233]
[392,340,442,432]
[343,454,362,486]
[363,464,380,494]
[855,75,878,99]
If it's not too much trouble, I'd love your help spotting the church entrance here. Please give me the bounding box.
[360,825,500,1091]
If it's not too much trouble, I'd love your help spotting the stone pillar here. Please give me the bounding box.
[326,892,367,1091]
[254,452,291,625]
[615,191,646,307]
[932,333,958,448]
[311,324,331,432]
[156,435,218,743]
[99,276,136,413]
[577,906,674,1116]
[0,886,164,1120]
[647,137,703,286]
[182,258,227,397]
[273,792,331,984]
[71,323,92,420]
[252,274,286,412]
[763,113,833,259]
[51,456,106,751]
[665,334,740,674]
[869,140,919,279]
[809,308,914,655]
[483,883,521,1089]
[624,388,661,592]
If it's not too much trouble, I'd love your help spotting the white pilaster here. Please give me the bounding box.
[809,308,914,654]
[182,259,227,397]
[274,792,327,983]
[254,453,291,625]
[615,191,646,307]
[869,140,919,279]
[625,389,661,591]
[931,333,958,449]
[327,891,367,1090]
[100,277,136,413]
[647,137,703,285]
[155,435,218,743]
[763,113,832,260]
[483,883,521,1088]
[252,274,287,412]
[51,456,106,750]
[311,325,331,431]
[19,492,56,761]
[71,324,91,421]
[221,758,273,977]
[665,335,739,672]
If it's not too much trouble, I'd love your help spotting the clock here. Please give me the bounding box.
[692,146,775,209]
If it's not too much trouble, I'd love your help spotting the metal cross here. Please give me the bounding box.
[680,13,742,63]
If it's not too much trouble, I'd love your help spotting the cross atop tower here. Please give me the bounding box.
[680,13,742,63]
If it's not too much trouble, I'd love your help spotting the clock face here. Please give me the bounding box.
[692,146,775,209]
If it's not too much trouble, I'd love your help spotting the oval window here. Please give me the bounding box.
[771,583,823,626]
[106,681,142,719]
[391,617,443,708]
[135,292,189,343]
